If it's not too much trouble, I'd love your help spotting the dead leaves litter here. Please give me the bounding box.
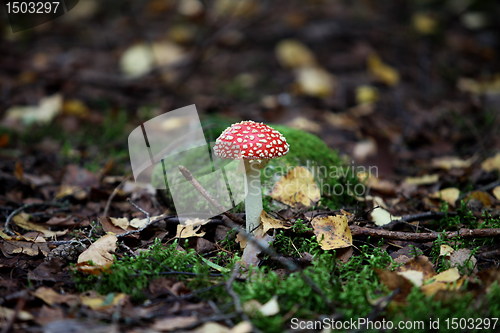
[77,234,117,274]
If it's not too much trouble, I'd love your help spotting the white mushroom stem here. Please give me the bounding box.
[244,160,263,233]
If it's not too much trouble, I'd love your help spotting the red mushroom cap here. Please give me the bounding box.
[213,121,289,159]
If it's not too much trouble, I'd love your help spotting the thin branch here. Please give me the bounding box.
[350,225,500,241]
[4,202,67,236]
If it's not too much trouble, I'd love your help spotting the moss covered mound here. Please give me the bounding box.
[152,118,360,212]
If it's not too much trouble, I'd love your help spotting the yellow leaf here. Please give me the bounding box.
[0,306,33,321]
[429,188,460,207]
[421,268,462,296]
[397,270,424,287]
[80,292,127,310]
[493,186,500,200]
[271,166,320,208]
[431,156,473,170]
[109,217,129,230]
[295,67,336,98]
[355,85,379,105]
[33,287,78,306]
[439,245,455,257]
[367,54,400,86]
[12,212,67,237]
[275,39,316,68]
[175,218,208,238]
[404,174,439,186]
[4,94,62,126]
[311,215,352,250]
[260,211,291,234]
[62,99,89,117]
[481,153,500,172]
[77,234,117,273]
[370,207,401,226]
[412,12,438,35]
[458,75,500,95]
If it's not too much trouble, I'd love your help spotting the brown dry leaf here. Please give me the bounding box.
[310,215,352,250]
[271,166,320,208]
[55,185,87,200]
[152,315,198,331]
[261,211,291,234]
[375,269,414,303]
[431,156,473,170]
[12,212,67,237]
[493,186,500,200]
[465,191,494,207]
[295,67,336,98]
[0,306,34,321]
[449,248,477,272]
[404,174,439,186]
[80,291,127,311]
[0,240,50,257]
[33,287,79,306]
[362,174,396,195]
[175,218,209,238]
[109,217,130,230]
[275,39,316,68]
[421,268,462,296]
[367,53,400,86]
[399,256,436,281]
[429,188,460,207]
[235,232,248,250]
[77,234,117,274]
[481,153,500,172]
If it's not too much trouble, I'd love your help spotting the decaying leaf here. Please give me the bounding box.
[458,75,500,95]
[109,217,130,230]
[367,53,400,86]
[421,268,462,296]
[431,156,473,170]
[80,291,127,311]
[493,186,500,200]
[355,85,379,105]
[152,316,198,331]
[465,191,494,207]
[481,153,500,172]
[77,234,118,274]
[429,188,460,207]
[403,174,439,186]
[439,244,455,257]
[0,240,50,257]
[275,39,316,68]
[271,166,320,208]
[311,215,352,250]
[370,207,401,226]
[33,287,79,306]
[4,94,62,126]
[12,212,67,238]
[175,218,209,238]
[0,306,34,321]
[412,12,438,35]
[295,67,336,98]
[260,211,291,234]
[243,296,280,316]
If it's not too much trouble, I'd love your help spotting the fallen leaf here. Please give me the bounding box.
[481,153,500,172]
[120,43,155,78]
[109,217,130,230]
[375,269,413,303]
[193,321,252,333]
[399,256,435,281]
[449,248,477,273]
[0,306,34,321]
[35,305,64,326]
[353,139,377,162]
[458,75,500,95]
[412,12,438,35]
[175,218,209,238]
[311,215,352,250]
[397,270,424,287]
[260,211,291,234]
[286,116,321,133]
[465,191,494,207]
[429,188,460,207]
[80,291,127,311]
[77,234,117,274]
[493,186,500,200]
[33,287,79,306]
[367,53,400,86]
[370,207,401,226]
[0,240,50,257]
[439,245,454,257]
[271,166,320,208]
[421,268,462,296]
[152,316,198,331]
[355,85,379,104]
[12,212,67,238]
[258,296,280,316]
[295,67,336,98]
[275,39,316,68]
[404,174,439,186]
[4,94,62,126]
[431,156,473,170]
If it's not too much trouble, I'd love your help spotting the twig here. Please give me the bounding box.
[103,175,130,218]
[178,165,336,312]
[4,202,67,236]
[115,198,154,239]
[381,211,455,231]
[350,225,500,241]
[225,263,255,329]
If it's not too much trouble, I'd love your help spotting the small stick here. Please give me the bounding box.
[225,263,257,331]
[103,175,131,218]
[116,198,154,239]
[4,202,66,236]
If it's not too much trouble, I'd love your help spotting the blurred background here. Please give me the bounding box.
[1,0,499,180]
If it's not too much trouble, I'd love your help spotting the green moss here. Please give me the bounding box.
[153,118,361,212]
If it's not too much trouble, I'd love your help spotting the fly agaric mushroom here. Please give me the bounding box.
[213,121,289,233]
